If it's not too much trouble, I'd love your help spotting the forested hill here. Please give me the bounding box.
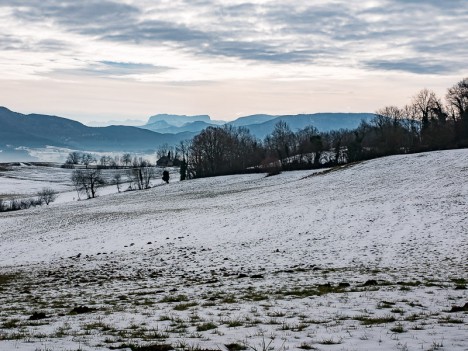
[0,107,196,152]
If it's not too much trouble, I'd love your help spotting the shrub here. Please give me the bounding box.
[37,188,58,205]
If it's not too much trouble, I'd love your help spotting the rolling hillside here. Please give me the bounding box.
[0,149,466,350]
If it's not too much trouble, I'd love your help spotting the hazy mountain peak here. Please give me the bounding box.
[85,119,146,127]
[147,114,212,127]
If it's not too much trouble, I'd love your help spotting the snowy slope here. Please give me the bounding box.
[0,149,467,351]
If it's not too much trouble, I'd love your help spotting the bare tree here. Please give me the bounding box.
[113,173,122,193]
[129,158,155,190]
[81,153,96,168]
[177,139,192,180]
[264,121,296,166]
[411,89,440,129]
[37,187,58,205]
[446,77,468,119]
[296,125,322,165]
[99,155,113,167]
[121,153,132,167]
[71,169,105,199]
[157,143,171,159]
[66,151,82,166]
[446,77,468,140]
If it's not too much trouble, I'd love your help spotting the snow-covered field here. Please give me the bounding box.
[0,150,467,351]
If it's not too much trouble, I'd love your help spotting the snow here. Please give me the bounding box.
[0,149,467,351]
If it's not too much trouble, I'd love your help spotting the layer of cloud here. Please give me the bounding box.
[0,0,466,81]
[365,59,455,75]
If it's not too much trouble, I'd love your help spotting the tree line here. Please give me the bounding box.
[178,77,468,179]
[63,77,468,194]
[70,157,171,200]
[0,188,57,212]
[63,152,151,169]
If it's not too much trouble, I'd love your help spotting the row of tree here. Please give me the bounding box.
[0,188,57,212]
[177,77,467,179]
[64,151,155,169]
[71,159,171,200]
[62,77,467,185]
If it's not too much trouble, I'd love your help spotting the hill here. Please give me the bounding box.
[227,114,278,127]
[0,107,195,152]
[0,149,466,350]
[142,120,218,134]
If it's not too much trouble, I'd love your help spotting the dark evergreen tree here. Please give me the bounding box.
[162,170,170,184]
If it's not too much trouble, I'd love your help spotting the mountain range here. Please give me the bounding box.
[0,106,375,158]
[140,112,374,138]
[0,107,195,153]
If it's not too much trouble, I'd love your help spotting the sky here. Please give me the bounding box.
[0,0,467,124]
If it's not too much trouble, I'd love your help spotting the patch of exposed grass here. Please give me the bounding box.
[196,322,217,332]
[390,323,406,333]
[438,316,464,324]
[110,343,173,351]
[279,283,346,298]
[244,293,268,301]
[450,278,467,285]
[391,308,405,315]
[0,273,19,286]
[173,302,198,311]
[298,342,318,350]
[226,319,244,328]
[317,337,342,345]
[1,318,20,328]
[83,321,114,332]
[355,315,396,325]
[225,343,247,351]
[397,281,421,287]
[160,295,188,303]
[378,301,396,309]
[221,295,238,304]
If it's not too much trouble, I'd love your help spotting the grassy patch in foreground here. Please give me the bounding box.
[354,315,396,325]
[0,273,20,286]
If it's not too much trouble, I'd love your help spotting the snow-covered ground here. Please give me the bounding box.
[0,150,467,351]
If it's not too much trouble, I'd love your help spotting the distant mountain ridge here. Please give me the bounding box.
[86,119,146,127]
[147,114,212,127]
[142,113,225,133]
[0,107,375,159]
[243,113,375,139]
[140,112,374,136]
[151,121,218,134]
[0,107,196,152]
[227,114,278,127]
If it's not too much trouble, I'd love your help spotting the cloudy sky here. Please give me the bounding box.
[0,0,467,123]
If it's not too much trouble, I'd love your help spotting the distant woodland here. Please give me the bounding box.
[59,77,468,193]
[179,77,468,179]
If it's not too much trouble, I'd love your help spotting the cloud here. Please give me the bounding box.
[0,35,23,50]
[50,61,173,78]
[0,0,466,76]
[6,0,140,27]
[365,59,457,75]
[99,20,212,44]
